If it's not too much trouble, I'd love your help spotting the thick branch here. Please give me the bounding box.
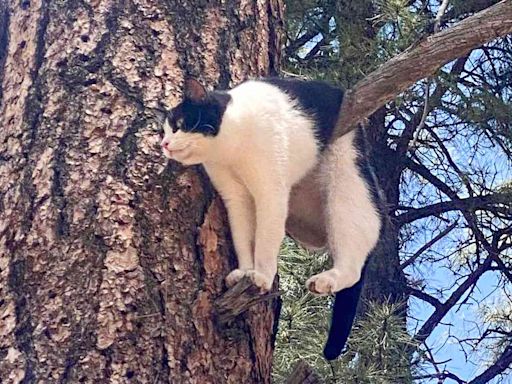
[468,345,512,384]
[215,277,280,324]
[333,0,512,138]
[397,193,511,225]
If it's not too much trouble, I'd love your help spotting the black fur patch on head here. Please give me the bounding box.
[168,80,231,136]
[262,77,344,150]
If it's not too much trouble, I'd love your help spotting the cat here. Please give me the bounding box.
[160,77,382,360]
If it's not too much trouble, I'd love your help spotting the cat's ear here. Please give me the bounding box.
[184,78,207,102]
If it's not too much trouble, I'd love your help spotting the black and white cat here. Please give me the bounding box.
[161,77,382,359]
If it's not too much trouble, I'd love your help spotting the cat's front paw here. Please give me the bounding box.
[225,269,247,287]
[306,268,359,296]
[246,270,274,292]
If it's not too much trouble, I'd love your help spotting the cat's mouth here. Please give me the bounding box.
[164,146,191,161]
[168,147,187,156]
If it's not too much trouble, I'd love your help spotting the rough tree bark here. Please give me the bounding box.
[0,1,283,383]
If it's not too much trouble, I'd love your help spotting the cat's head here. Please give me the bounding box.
[161,78,231,165]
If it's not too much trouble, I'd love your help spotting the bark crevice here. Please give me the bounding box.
[0,3,10,107]
[7,259,36,384]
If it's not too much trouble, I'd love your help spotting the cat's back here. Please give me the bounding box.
[261,77,344,149]
[224,79,318,141]
[226,79,297,116]
[225,78,343,149]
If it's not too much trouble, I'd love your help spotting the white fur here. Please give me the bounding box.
[162,80,380,293]
[306,131,381,294]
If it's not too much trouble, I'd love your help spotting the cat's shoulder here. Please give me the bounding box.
[258,77,344,148]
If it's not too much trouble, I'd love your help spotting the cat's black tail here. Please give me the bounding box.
[323,274,365,360]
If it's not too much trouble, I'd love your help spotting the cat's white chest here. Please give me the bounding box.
[216,129,319,197]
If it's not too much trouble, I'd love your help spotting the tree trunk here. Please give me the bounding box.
[362,109,408,306]
[0,1,283,383]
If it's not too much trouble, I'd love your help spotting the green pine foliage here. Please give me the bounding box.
[273,239,417,383]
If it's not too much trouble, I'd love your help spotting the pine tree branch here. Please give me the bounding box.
[333,0,512,139]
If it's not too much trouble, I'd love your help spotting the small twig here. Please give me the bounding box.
[400,221,458,270]
[280,69,311,79]
[408,79,431,152]
[215,277,280,324]
[435,0,451,32]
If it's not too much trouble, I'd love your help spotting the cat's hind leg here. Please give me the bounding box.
[306,130,381,295]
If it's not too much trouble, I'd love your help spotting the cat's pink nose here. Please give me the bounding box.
[161,139,170,149]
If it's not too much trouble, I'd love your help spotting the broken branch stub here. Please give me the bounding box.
[215,277,280,324]
[285,360,324,384]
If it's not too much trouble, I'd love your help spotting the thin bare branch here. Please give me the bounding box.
[408,0,450,150]
[407,287,443,309]
[400,222,459,269]
[396,193,511,225]
[414,257,492,343]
